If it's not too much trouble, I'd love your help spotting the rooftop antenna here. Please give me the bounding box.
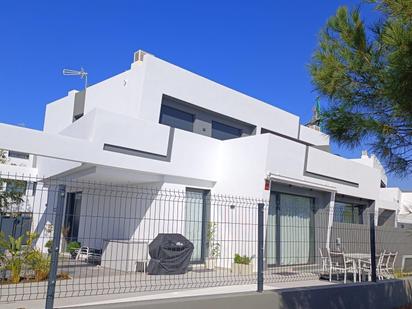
[62,67,88,90]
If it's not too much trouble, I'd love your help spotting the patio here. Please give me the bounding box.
[0,256,322,302]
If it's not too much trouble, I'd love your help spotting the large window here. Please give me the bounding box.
[160,95,255,140]
[212,121,242,140]
[333,202,364,224]
[159,105,194,132]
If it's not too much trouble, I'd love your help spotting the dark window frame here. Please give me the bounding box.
[211,120,242,140]
[333,202,365,224]
[8,151,30,160]
[159,104,195,132]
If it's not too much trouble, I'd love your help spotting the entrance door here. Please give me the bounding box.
[185,189,208,262]
[64,192,82,242]
[266,192,315,266]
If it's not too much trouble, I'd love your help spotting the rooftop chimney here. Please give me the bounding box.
[134,50,149,63]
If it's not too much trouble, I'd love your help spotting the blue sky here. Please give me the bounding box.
[0,1,410,189]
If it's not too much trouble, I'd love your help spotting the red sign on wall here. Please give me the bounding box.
[264,178,270,191]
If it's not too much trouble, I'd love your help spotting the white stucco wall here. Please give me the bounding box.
[400,192,412,215]
[43,91,77,134]
[137,54,300,140]
[378,188,401,211]
[214,134,268,198]
[298,125,329,146]
[351,153,388,186]
[83,61,146,117]
[265,134,307,180]
[305,147,381,200]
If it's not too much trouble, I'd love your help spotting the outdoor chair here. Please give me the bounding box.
[319,248,329,272]
[75,246,102,265]
[359,251,385,281]
[381,251,397,279]
[328,250,357,283]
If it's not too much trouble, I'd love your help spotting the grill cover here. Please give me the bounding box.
[147,234,194,275]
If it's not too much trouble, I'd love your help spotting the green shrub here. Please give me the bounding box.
[234,253,252,265]
[45,239,53,254]
[45,240,53,249]
[0,231,39,283]
[26,249,50,281]
[66,241,81,254]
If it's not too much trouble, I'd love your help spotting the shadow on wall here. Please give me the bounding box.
[75,184,165,251]
[32,183,164,255]
[33,184,61,248]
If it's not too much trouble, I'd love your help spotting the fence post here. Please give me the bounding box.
[45,184,66,309]
[257,203,264,292]
[369,212,377,282]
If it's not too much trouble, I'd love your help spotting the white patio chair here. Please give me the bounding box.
[75,246,89,261]
[359,251,385,281]
[328,250,357,283]
[76,246,102,264]
[319,248,329,272]
[381,251,397,279]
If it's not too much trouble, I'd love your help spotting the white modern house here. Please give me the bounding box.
[0,150,37,213]
[0,50,410,269]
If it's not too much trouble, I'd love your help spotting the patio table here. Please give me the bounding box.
[345,253,371,281]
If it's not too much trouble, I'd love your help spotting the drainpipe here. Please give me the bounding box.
[326,192,336,250]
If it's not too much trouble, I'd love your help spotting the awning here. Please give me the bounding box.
[268,173,337,193]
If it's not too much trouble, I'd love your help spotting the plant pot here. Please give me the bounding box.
[231,263,254,275]
[205,258,217,270]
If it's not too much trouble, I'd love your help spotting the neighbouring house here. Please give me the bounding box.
[0,150,36,239]
[0,50,410,270]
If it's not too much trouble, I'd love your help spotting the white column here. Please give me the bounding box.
[326,191,336,250]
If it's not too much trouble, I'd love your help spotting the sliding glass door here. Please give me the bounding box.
[185,189,208,262]
[63,192,82,242]
[266,192,315,266]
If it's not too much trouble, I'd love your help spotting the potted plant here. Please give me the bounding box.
[205,222,220,270]
[66,241,81,259]
[232,253,254,275]
[45,240,53,254]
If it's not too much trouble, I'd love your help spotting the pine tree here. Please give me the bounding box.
[309,0,412,175]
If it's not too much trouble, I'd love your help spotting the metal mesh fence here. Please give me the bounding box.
[0,173,411,303]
